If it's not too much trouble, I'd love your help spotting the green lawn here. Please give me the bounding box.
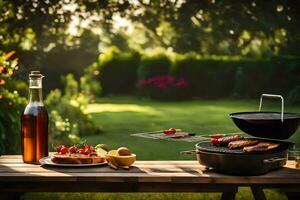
[24,188,287,200]
[84,96,300,160]
[25,96,299,200]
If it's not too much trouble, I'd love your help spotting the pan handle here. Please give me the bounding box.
[259,94,284,122]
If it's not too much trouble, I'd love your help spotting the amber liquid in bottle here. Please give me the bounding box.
[21,72,48,163]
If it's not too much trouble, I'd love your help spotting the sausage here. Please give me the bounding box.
[243,142,280,153]
[228,139,260,149]
[211,135,243,146]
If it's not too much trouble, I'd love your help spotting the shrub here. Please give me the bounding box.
[96,46,140,95]
[5,79,28,97]
[90,48,300,100]
[80,66,102,102]
[288,86,300,104]
[137,75,189,100]
[48,109,80,146]
[172,55,300,99]
[137,53,172,80]
[0,51,26,154]
[172,54,236,98]
[45,74,102,147]
[233,57,300,98]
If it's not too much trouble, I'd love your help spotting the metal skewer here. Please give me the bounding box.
[135,129,182,134]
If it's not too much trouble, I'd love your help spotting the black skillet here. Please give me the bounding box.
[230,94,300,140]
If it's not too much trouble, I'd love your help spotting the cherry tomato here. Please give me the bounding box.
[84,145,91,150]
[169,128,176,132]
[60,146,67,154]
[163,128,176,135]
[210,138,219,145]
[163,130,174,135]
[89,149,97,156]
[84,148,90,155]
[77,149,85,154]
[56,145,66,153]
[90,149,96,153]
[68,146,76,154]
[56,145,62,153]
[210,134,223,139]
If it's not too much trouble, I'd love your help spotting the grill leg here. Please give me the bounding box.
[221,187,238,200]
[286,192,300,200]
[251,186,267,200]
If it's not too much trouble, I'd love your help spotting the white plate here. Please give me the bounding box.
[39,156,107,167]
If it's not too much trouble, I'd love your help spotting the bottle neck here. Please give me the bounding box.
[29,78,43,104]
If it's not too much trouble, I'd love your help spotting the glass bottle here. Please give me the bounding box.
[21,71,48,163]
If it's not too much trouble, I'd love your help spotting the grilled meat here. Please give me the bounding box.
[213,135,243,146]
[228,139,260,149]
[243,142,280,153]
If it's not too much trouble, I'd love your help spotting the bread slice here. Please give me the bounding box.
[51,153,105,164]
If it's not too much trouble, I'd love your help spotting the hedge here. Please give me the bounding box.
[96,46,140,95]
[171,55,236,98]
[171,55,300,99]
[92,48,300,100]
[137,53,172,80]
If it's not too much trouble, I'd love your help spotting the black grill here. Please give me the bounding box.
[196,141,290,155]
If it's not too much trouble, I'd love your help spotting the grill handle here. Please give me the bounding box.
[180,150,197,155]
[263,157,287,164]
[259,94,284,122]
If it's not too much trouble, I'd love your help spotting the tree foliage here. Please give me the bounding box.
[0,0,299,92]
[0,51,26,154]
[1,0,299,56]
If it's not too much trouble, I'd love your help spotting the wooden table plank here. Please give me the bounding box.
[0,156,300,188]
[0,169,299,184]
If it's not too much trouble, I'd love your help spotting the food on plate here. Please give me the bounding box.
[95,144,109,157]
[95,147,108,157]
[108,153,136,167]
[117,147,132,156]
[243,142,280,153]
[51,143,137,167]
[211,134,243,146]
[228,139,260,149]
[106,147,136,167]
[51,144,105,164]
[107,149,118,156]
[68,146,76,154]
[95,144,108,151]
[52,153,104,164]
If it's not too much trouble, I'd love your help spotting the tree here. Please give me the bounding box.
[0,0,299,91]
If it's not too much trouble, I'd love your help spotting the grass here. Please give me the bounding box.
[24,188,288,200]
[84,96,300,160]
[25,96,299,200]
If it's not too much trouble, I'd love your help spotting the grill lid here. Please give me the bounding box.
[229,94,300,139]
[230,112,300,121]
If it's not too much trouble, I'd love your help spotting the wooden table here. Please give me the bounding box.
[0,155,300,200]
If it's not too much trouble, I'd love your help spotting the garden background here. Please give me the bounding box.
[0,0,300,199]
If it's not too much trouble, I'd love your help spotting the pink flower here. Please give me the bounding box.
[138,75,189,90]
[175,79,189,89]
